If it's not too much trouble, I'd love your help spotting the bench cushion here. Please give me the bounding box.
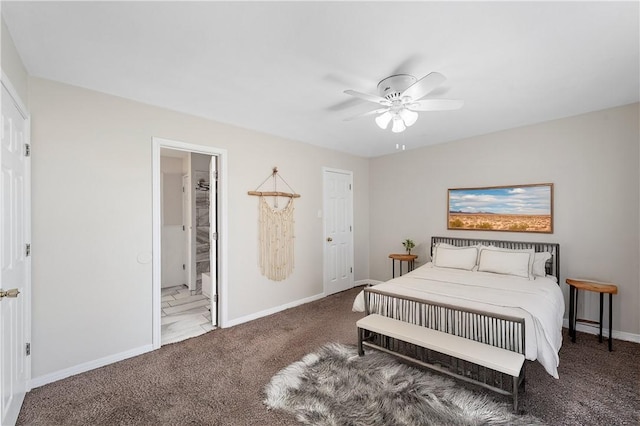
[357,314,524,377]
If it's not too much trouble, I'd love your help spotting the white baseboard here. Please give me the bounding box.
[30,344,154,389]
[223,292,326,328]
[224,281,384,328]
[562,319,640,343]
[355,279,383,287]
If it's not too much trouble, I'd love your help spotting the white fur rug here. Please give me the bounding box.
[264,343,544,425]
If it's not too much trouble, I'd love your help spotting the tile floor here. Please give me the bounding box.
[161,284,214,345]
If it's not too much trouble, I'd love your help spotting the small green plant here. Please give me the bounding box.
[476,222,493,229]
[402,239,415,254]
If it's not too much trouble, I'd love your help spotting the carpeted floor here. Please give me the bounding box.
[17,287,640,425]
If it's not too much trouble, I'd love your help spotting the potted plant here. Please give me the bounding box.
[402,239,415,255]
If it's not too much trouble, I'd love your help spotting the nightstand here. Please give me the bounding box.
[566,278,618,351]
[388,254,417,278]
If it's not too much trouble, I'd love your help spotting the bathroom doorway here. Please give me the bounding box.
[158,150,216,345]
[152,138,227,349]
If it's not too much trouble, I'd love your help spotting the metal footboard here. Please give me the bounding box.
[364,288,526,354]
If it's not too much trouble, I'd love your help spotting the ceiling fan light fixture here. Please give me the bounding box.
[391,116,406,133]
[399,108,419,127]
[343,70,463,134]
[375,111,393,129]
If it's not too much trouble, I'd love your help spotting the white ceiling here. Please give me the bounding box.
[2,1,639,157]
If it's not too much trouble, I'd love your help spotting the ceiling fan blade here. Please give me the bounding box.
[401,72,446,101]
[343,107,390,121]
[344,90,391,106]
[408,99,464,111]
[328,97,365,112]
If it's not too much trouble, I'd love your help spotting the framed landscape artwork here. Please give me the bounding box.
[448,183,553,233]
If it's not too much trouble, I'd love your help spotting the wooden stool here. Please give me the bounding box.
[566,278,618,351]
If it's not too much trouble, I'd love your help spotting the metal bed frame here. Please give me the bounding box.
[361,236,560,403]
[429,236,559,279]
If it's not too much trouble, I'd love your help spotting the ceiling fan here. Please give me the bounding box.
[343,72,463,133]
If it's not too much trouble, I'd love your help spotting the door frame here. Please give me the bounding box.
[208,156,218,326]
[322,167,354,295]
[152,137,228,349]
[0,71,32,425]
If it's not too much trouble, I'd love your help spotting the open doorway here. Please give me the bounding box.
[152,138,228,349]
[159,149,216,345]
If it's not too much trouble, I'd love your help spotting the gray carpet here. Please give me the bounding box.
[17,287,640,425]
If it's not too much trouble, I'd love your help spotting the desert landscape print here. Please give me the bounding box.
[448,184,553,233]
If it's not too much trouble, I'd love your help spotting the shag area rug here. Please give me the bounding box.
[264,343,544,425]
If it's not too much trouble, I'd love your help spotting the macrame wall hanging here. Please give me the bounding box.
[248,167,301,281]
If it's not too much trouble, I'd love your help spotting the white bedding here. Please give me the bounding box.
[353,263,565,378]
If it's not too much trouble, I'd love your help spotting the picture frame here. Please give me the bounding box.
[448,183,553,233]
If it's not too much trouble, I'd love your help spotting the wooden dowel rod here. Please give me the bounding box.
[247,191,301,198]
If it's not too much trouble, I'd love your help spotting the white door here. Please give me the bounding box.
[209,157,217,326]
[160,172,186,288]
[182,174,193,291]
[1,83,30,426]
[323,168,353,295]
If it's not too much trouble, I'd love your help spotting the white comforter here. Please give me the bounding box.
[353,263,565,378]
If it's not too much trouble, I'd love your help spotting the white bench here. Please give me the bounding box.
[357,314,525,411]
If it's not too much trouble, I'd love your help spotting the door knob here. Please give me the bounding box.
[0,288,20,300]
[326,237,333,242]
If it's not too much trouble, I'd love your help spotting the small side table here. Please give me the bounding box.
[389,254,417,278]
[566,278,618,351]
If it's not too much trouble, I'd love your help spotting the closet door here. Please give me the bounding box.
[323,168,353,296]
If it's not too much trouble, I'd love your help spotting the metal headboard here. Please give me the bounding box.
[431,236,560,283]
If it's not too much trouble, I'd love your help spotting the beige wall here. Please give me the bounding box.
[160,156,183,226]
[1,17,28,105]
[369,103,640,337]
[28,77,370,379]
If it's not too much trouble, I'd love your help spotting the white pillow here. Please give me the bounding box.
[477,246,534,279]
[432,243,476,259]
[532,252,552,277]
[433,243,481,264]
[433,245,478,270]
[475,244,492,264]
[486,246,534,271]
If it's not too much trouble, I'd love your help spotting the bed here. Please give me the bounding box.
[353,236,564,392]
